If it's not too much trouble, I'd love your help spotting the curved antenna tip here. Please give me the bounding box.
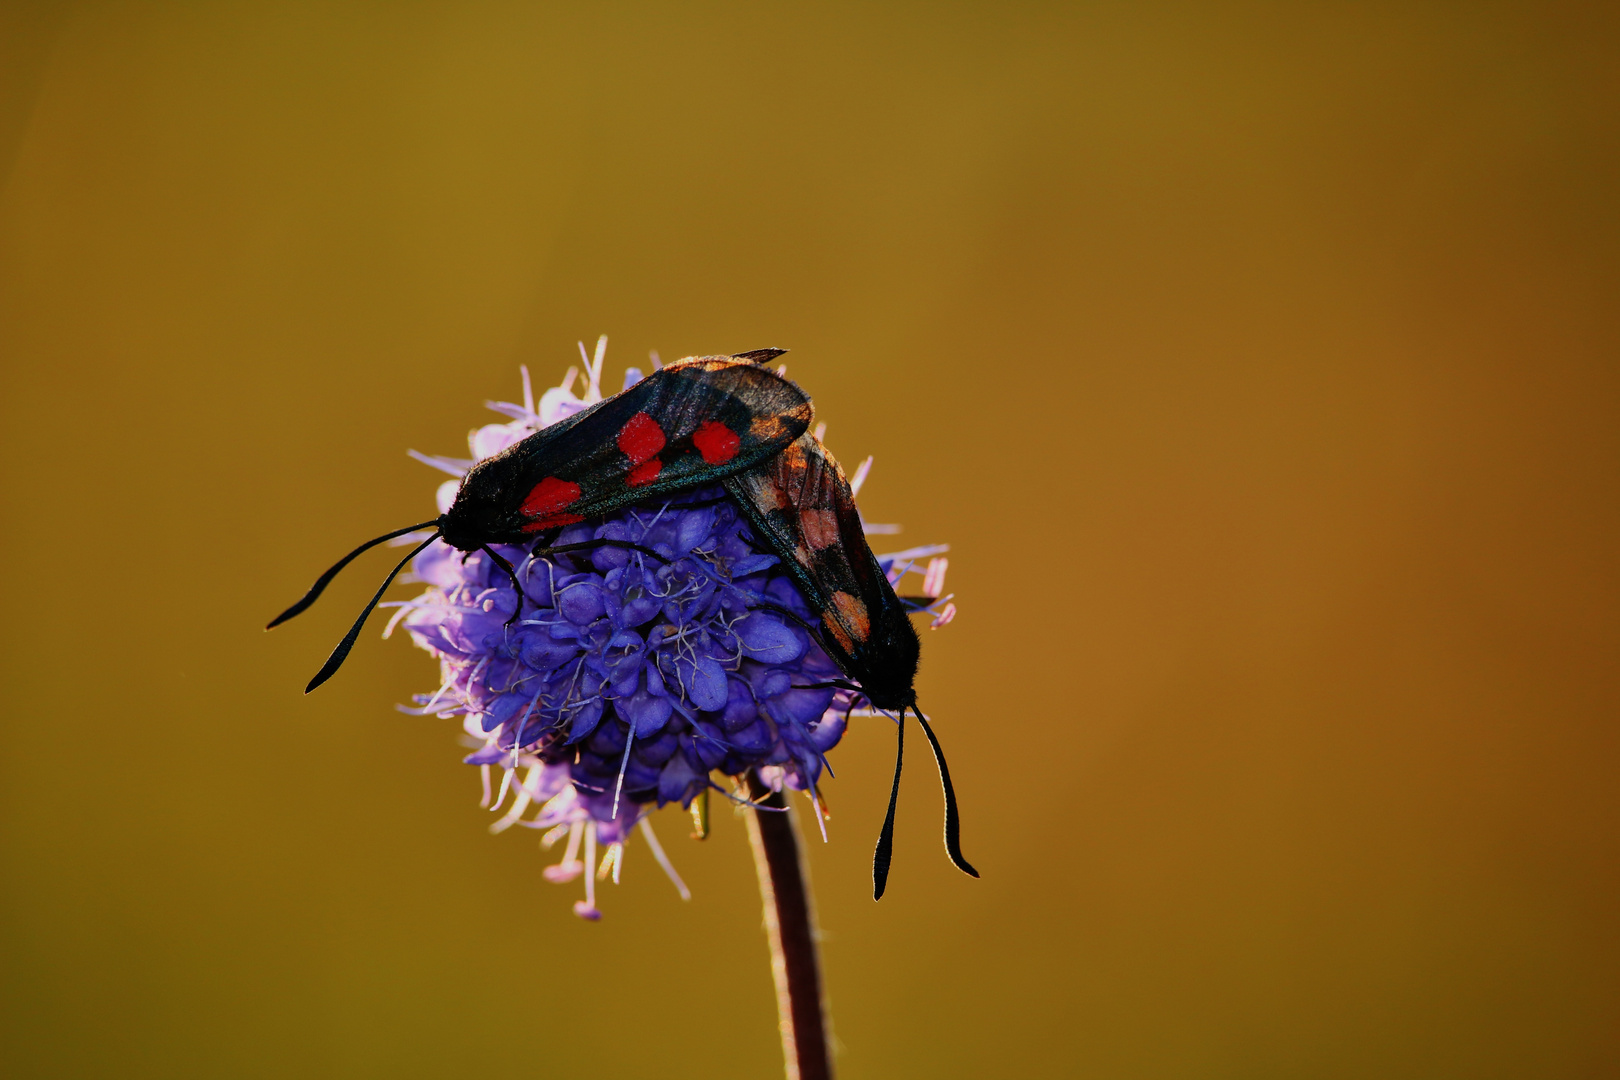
[301,532,439,694]
[913,704,979,880]
[265,519,441,631]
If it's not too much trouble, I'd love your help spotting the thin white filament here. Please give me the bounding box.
[598,842,623,884]
[849,455,873,496]
[490,765,540,834]
[489,787,532,834]
[638,818,690,900]
[562,820,583,867]
[806,785,829,844]
[582,827,597,910]
[611,726,636,819]
[490,765,515,815]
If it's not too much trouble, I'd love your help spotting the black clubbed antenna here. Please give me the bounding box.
[872,706,907,900]
[304,533,439,694]
[266,519,442,629]
[912,704,978,879]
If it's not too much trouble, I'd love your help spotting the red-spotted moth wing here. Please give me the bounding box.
[440,352,812,549]
[722,433,920,711]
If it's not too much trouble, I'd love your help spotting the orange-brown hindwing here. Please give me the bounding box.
[723,434,919,709]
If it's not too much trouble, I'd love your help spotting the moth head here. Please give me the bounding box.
[850,615,921,712]
[439,458,516,551]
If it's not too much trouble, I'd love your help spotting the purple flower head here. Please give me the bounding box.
[384,339,956,919]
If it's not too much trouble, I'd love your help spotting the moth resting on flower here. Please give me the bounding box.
[268,340,972,916]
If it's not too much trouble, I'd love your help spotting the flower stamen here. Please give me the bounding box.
[545,821,585,883]
[598,842,623,884]
[574,827,601,920]
[638,818,690,900]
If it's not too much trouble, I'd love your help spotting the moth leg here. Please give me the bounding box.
[712,775,789,811]
[735,530,778,558]
[790,678,864,693]
[747,600,827,643]
[535,538,672,566]
[529,528,564,555]
[750,600,843,663]
[480,545,529,627]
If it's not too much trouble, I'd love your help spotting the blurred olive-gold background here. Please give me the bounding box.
[3,2,1617,1077]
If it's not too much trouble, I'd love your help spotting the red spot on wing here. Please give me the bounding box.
[627,458,663,487]
[521,476,581,518]
[693,421,740,464]
[617,411,666,465]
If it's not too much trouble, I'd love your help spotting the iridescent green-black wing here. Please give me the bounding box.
[443,352,812,545]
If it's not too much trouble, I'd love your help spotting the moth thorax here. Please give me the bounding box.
[440,494,500,552]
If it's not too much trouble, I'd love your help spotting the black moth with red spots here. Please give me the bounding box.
[724,434,977,896]
[438,351,812,548]
[267,348,974,900]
